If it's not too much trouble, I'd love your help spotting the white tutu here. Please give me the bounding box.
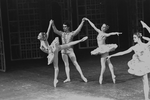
[47,39,57,65]
[127,54,150,76]
[91,44,118,55]
[47,53,54,65]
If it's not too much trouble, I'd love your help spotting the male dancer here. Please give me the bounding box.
[51,18,87,83]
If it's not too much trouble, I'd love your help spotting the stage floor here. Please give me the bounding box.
[0,52,148,100]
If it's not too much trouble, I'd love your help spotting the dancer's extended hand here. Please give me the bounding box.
[81,36,88,42]
[116,32,122,36]
[140,20,147,28]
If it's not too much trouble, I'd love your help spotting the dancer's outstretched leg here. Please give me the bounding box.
[69,53,87,82]
[73,61,87,82]
[141,21,150,33]
[60,36,88,50]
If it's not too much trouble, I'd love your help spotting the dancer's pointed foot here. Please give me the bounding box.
[99,77,103,84]
[112,75,116,84]
[81,36,88,42]
[145,98,150,100]
[54,79,58,87]
[82,76,88,83]
[63,78,71,83]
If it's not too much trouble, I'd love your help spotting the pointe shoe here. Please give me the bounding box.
[112,76,116,84]
[99,77,103,84]
[63,78,71,83]
[82,77,88,83]
[54,79,58,87]
[81,36,88,42]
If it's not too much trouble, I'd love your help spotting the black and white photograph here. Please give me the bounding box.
[0,0,150,100]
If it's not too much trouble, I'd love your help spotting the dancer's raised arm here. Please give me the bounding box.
[141,21,150,33]
[72,18,86,36]
[51,20,63,36]
[143,36,150,46]
[142,36,150,41]
[46,20,52,38]
[85,18,100,33]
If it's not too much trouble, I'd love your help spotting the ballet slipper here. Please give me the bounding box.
[82,76,88,83]
[112,75,116,84]
[53,79,58,87]
[99,77,103,84]
[81,36,88,42]
[63,78,71,83]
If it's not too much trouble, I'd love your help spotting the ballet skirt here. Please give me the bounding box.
[127,45,150,76]
[47,50,54,65]
[47,40,57,65]
[91,44,118,55]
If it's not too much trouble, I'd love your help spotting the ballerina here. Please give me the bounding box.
[107,32,150,100]
[84,18,122,84]
[37,20,88,87]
